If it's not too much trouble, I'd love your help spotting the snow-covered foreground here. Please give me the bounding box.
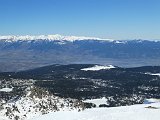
[29,101,160,120]
[0,87,84,120]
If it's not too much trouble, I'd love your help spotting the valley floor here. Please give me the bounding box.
[29,102,160,120]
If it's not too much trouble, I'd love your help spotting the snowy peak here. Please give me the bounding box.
[0,34,112,42]
[0,34,160,43]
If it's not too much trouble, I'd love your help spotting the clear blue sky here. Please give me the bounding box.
[0,0,160,39]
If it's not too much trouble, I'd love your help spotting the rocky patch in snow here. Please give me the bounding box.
[0,86,86,120]
[29,99,160,120]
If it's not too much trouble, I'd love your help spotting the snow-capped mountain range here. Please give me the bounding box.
[0,34,159,43]
[0,34,160,72]
[0,34,113,42]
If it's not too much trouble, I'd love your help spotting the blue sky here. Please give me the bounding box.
[0,0,160,39]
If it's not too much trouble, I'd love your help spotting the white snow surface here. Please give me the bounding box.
[81,65,115,71]
[0,34,112,42]
[1,97,160,120]
[145,73,160,76]
[114,40,127,44]
[150,73,160,76]
[83,97,108,107]
[30,100,160,120]
[0,88,13,92]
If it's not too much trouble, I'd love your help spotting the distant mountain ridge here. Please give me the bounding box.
[0,34,112,42]
[0,34,159,42]
[0,34,160,72]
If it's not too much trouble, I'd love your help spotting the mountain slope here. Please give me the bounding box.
[0,35,160,72]
[1,64,160,106]
[1,64,160,119]
[0,86,86,120]
[30,100,160,120]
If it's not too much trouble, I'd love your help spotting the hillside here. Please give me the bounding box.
[1,64,160,105]
[0,86,86,120]
[0,35,160,71]
[0,64,160,119]
[30,99,160,120]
